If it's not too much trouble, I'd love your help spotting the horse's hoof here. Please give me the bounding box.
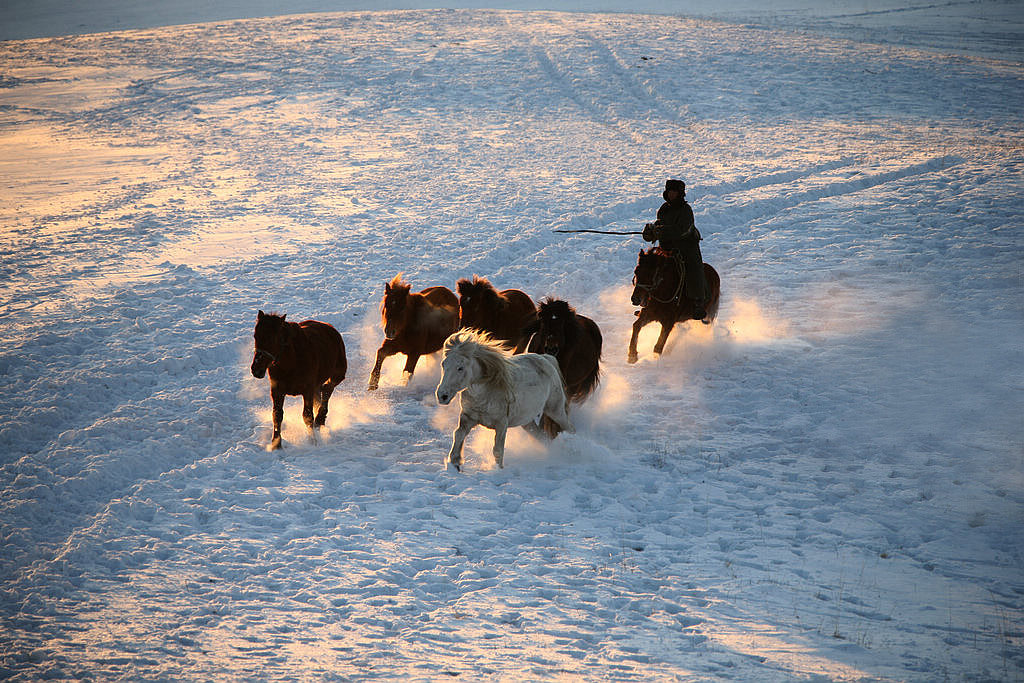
[627,354,638,364]
[270,439,283,451]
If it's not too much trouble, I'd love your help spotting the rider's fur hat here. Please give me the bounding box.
[663,178,685,201]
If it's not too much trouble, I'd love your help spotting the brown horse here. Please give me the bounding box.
[456,276,538,354]
[628,248,720,363]
[250,310,347,450]
[368,273,459,390]
[527,298,602,404]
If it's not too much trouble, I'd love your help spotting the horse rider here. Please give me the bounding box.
[642,178,708,319]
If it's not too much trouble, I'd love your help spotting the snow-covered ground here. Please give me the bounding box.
[1,2,1022,680]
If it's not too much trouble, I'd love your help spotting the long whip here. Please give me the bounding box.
[552,229,644,235]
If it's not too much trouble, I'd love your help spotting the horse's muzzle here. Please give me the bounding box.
[436,390,453,405]
[631,290,645,306]
[251,349,274,378]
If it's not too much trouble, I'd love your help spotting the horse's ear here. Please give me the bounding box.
[281,314,287,321]
[384,281,391,293]
[258,310,265,319]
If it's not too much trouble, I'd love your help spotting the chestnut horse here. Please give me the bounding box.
[456,276,538,354]
[527,298,602,404]
[368,273,459,390]
[628,248,720,363]
[250,310,347,450]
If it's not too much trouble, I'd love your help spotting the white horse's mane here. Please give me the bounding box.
[443,329,514,398]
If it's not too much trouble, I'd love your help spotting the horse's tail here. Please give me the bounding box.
[540,354,571,439]
[576,317,603,402]
[333,333,348,383]
[702,264,721,324]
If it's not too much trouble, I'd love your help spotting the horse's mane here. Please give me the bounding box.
[257,311,290,329]
[648,247,674,260]
[382,272,413,320]
[538,298,579,347]
[256,310,298,346]
[387,272,412,296]
[457,275,498,301]
[443,329,513,397]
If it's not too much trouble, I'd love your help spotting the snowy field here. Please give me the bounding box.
[1,1,1022,681]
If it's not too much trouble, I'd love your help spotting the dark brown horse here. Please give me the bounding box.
[628,248,720,363]
[251,310,347,450]
[368,273,459,390]
[527,298,602,404]
[456,276,538,354]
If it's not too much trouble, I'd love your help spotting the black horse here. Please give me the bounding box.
[527,298,602,404]
[628,248,720,363]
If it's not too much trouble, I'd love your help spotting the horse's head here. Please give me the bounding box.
[631,249,664,307]
[381,274,412,340]
[251,310,289,378]
[436,333,477,405]
[457,276,498,329]
[534,298,574,356]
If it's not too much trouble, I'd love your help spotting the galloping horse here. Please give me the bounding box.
[368,273,459,390]
[527,298,602,404]
[456,276,538,354]
[436,330,574,471]
[250,310,347,450]
[628,248,720,363]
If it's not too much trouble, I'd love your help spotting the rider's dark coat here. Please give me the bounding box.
[649,197,707,303]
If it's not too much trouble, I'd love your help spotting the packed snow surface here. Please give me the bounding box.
[1,2,1022,681]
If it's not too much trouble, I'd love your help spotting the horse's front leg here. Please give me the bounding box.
[270,387,285,450]
[653,320,676,356]
[402,353,421,384]
[448,412,476,472]
[367,340,397,391]
[628,314,650,364]
[491,422,508,469]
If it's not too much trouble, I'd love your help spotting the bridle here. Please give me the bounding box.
[253,348,277,366]
[633,257,683,305]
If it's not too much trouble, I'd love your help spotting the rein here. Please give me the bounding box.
[634,257,685,305]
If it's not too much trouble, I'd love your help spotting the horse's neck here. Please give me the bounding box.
[465,356,511,405]
[486,292,506,319]
[276,322,304,361]
[656,257,681,298]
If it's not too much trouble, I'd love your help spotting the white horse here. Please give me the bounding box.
[435,329,574,471]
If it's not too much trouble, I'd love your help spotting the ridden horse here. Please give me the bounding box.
[456,276,538,354]
[435,330,574,471]
[368,273,459,390]
[628,248,720,364]
[526,298,602,404]
[250,310,347,450]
